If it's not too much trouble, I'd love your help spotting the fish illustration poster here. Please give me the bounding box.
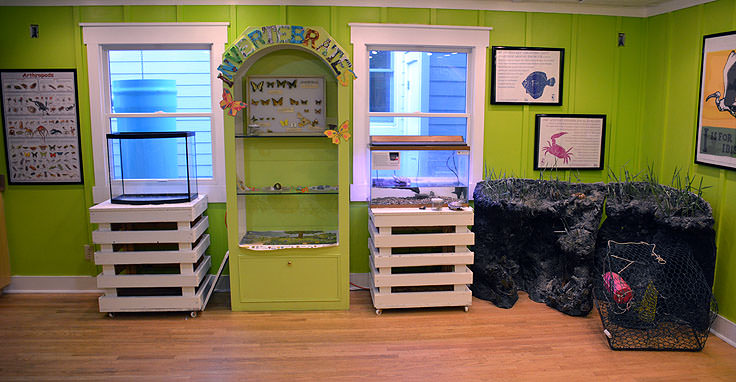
[0,70,83,184]
[534,114,606,170]
[696,31,736,170]
[492,47,564,105]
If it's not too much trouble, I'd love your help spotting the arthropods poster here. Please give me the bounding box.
[0,69,83,184]
[534,114,606,170]
[696,30,736,170]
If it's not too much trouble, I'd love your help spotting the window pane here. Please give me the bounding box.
[369,116,467,141]
[109,49,212,113]
[108,49,213,179]
[369,50,467,113]
[110,117,212,179]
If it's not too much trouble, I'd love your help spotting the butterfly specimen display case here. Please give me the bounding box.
[244,76,325,136]
[225,46,350,311]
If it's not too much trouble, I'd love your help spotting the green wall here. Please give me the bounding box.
[0,2,734,323]
[641,0,736,321]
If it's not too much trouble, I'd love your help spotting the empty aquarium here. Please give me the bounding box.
[370,136,469,208]
[107,131,197,204]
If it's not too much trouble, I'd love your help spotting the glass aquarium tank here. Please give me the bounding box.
[107,131,197,204]
[370,136,470,208]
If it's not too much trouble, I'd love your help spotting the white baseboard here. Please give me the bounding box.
[4,276,102,294]
[215,275,230,292]
[350,272,370,290]
[711,314,736,349]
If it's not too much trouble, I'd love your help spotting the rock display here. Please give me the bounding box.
[471,179,606,316]
[596,182,716,288]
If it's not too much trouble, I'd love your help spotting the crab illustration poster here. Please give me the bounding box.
[534,114,606,170]
[491,47,564,105]
[1,70,83,184]
[696,31,736,170]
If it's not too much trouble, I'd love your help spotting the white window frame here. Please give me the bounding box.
[350,23,490,202]
[82,22,228,204]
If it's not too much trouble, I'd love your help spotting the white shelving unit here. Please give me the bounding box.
[368,207,474,314]
[89,194,215,316]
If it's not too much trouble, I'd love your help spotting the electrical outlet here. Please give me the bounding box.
[84,244,94,261]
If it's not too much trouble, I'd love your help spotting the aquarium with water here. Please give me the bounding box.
[369,136,470,208]
[107,131,197,204]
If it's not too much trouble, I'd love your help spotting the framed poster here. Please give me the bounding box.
[491,46,564,105]
[696,30,736,170]
[245,76,326,136]
[1,69,83,184]
[534,114,606,170]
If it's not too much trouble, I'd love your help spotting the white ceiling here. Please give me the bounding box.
[0,0,717,17]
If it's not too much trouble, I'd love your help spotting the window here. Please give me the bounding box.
[82,23,228,203]
[350,24,490,201]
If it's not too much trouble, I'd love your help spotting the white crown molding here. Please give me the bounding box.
[0,0,717,18]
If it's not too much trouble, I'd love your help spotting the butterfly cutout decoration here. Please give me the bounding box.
[266,81,275,88]
[272,97,283,106]
[220,89,247,116]
[250,81,264,92]
[260,99,270,105]
[300,99,308,104]
[290,98,299,105]
[315,99,322,105]
[315,108,321,114]
[251,99,258,106]
[280,119,289,126]
[324,120,351,144]
[337,69,357,87]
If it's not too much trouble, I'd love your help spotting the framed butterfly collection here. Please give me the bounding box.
[245,75,325,136]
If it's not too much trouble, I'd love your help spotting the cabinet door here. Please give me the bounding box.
[238,256,340,303]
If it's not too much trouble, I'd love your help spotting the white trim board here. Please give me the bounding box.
[350,272,370,291]
[0,1,715,18]
[4,276,102,294]
[711,314,736,349]
[1,274,372,293]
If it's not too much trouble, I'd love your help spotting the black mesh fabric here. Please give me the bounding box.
[593,241,717,351]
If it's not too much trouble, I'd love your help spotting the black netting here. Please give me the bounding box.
[593,240,717,351]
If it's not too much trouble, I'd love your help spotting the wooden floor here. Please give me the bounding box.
[1,291,735,382]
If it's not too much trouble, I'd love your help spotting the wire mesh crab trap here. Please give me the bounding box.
[594,240,717,351]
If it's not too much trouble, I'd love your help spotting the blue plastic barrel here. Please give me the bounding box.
[112,79,178,179]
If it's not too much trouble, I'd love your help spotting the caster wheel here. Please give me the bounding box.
[190,311,198,318]
[464,306,469,312]
[375,309,382,316]
[107,312,115,318]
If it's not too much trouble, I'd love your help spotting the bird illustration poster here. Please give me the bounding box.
[0,69,83,184]
[697,31,736,170]
[491,46,564,105]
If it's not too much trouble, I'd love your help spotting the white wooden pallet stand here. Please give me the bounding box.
[89,194,215,317]
[368,207,474,314]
